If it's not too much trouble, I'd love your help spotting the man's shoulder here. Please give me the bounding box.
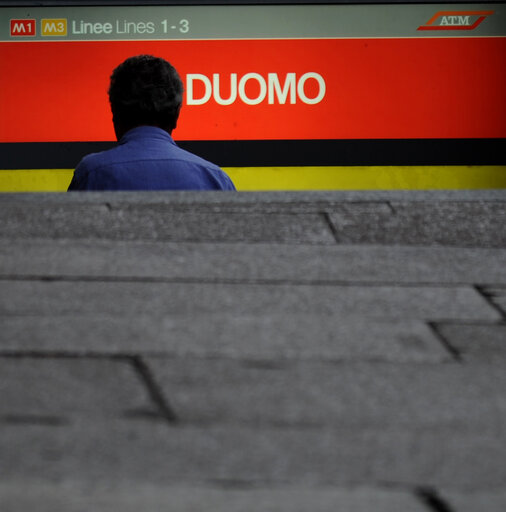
[78,144,125,169]
[170,144,219,170]
[158,139,235,190]
[70,127,236,190]
[170,146,236,190]
[69,147,117,190]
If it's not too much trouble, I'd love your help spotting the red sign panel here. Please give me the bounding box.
[0,37,505,142]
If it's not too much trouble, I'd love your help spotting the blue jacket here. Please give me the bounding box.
[68,126,235,191]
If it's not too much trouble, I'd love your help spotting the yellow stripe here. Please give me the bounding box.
[227,166,506,190]
[0,166,505,192]
[0,169,74,192]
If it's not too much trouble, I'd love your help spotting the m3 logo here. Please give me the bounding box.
[10,19,36,36]
[418,10,494,31]
[41,18,68,36]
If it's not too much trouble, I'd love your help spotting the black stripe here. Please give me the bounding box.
[1,139,504,169]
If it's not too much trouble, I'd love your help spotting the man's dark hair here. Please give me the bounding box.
[108,55,184,138]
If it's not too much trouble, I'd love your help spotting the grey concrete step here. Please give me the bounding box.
[2,192,505,247]
[1,420,504,488]
[5,356,505,429]
[441,490,506,512]
[1,190,504,505]
[3,190,505,206]
[0,281,499,320]
[0,358,150,420]
[0,204,335,244]
[0,482,431,512]
[485,287,506,316]
[0,314,450,363]
[328,201,506,248]
[145,358,506,430]
[1,239,505,285]
[437,323,506,362]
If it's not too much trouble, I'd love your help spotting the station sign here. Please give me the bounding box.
[0,4,505,143]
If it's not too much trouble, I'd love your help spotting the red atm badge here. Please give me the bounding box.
[10,19,36,37]
[418,11,494,31]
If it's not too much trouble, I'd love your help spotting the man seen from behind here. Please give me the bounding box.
[68,54,235,191]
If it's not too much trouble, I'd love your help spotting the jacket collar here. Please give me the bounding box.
[119,125,175,145]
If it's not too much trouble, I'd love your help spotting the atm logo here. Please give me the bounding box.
[418,11,494,31]
[10,19,36,36]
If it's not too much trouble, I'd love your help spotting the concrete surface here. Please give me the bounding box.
[0,483,431,512]
[0,190,505,511]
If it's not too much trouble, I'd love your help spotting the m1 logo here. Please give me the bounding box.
[418,10,494,31]
[10,19,36,37]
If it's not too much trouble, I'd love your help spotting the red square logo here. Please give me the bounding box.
[10,19,36,37]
